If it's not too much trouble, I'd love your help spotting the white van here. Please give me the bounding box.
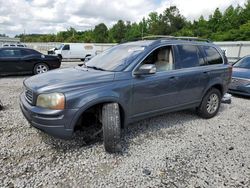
[54,43,97,61]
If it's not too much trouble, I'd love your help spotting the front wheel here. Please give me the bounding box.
[197,88,222,119]
[102,103,121,153]
[33,63,49,75]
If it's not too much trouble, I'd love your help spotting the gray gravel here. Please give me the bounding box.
[0,62,250,187]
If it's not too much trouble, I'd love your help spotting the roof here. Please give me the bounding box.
[120,38,214,48]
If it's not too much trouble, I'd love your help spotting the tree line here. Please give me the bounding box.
[15,0,250,43]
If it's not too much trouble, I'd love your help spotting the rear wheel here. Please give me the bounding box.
[102,103,121,153]
[197,88,222,119]
[33,63,49,74]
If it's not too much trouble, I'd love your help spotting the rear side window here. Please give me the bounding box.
[203,46,223,65]
[175,45,205,69]
[21,49,41,56]
[21,49,31,56]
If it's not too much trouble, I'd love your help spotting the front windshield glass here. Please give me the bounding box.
[85,44,145,71]
[58,44,64,50]
[234,57,250,69]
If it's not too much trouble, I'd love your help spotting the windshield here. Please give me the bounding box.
[58,44,64,50]
[85,44,145,71]
[234,57,250,69]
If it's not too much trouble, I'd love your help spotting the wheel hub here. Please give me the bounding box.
[37,65,48,74]
[206,93,219,114]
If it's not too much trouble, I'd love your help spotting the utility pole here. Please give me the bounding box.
[141,25,144,39]
[23,29,26,42]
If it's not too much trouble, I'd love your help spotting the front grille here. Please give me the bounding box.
[25,88,33,104]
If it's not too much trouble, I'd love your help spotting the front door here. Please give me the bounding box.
[61,44,71,58]
[0,49,21,74]
[132,45,179,117]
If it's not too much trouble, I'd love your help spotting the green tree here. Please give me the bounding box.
[109,20,127,43]
[162,6,187,34]
[93,23,108,43]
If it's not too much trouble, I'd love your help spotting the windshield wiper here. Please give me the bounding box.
[86,65,106,71]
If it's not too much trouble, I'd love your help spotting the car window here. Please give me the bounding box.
[20,49,31,56]
[203,46,223,65]
[63,45,70,50]
[140,46,173,72]
[175,45,203,69]
[0,49,21,57]
[234,57,250,69]
[21,49,41,56]
[86,44,145,71]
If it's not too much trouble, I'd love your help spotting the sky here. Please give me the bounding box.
[0,0,247,37]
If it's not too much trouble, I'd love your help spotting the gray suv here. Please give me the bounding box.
[20,37,232,152]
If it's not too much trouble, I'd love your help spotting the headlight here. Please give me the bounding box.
[36,93,65,110]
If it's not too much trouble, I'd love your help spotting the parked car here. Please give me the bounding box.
[0,47,61,75]
[20,37,232,153]
[228,55,250,96]
[49,43,97,61]
[2,43,27,47]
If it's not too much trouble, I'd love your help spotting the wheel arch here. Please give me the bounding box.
[203,79,225,98]
[70,97,127,131]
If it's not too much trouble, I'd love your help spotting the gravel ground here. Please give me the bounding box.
[0,62,250,187]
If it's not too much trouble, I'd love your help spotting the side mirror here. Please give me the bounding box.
[134,64,156,75]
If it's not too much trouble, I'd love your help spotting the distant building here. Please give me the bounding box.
[0,37,20,46]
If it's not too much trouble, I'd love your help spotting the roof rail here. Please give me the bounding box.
[142,35,211,43]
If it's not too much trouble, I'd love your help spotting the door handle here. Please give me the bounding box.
[202,71,209,78]
[169,76,178,81]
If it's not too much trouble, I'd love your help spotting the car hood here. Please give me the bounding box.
[232,67,250,79]
[24,67,115,93]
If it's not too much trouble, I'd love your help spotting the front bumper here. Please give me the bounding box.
[20,92,79,139]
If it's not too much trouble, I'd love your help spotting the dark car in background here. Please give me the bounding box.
[0,47,61,76]
[228,56,250,96]
[20,37,232,153]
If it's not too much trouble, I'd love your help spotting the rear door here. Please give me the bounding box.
[201,45,225,88]
[173,44,210,104]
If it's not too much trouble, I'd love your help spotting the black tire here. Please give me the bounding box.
[33,63,49,75]
[197,88,222,119]
[0,99,3,111]
[102,103,121,153]
[58,55,62,61]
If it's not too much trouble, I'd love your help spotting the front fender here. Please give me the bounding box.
[68,95,128,130]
